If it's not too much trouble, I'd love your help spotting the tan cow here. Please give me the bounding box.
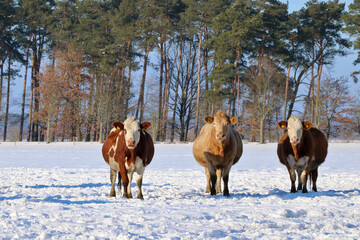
[102,117,154,199]
[277,116,328,193]
[193,111,243,196]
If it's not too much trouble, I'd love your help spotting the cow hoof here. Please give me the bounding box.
[223,190,230,197]
[137,194,144,200]
[302,188,308,193]
[312,187,317,192]
[210,190,216,195]
[110,191,116,197]
[290,187,296,193]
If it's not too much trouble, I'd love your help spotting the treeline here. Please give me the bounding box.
[1,0,360,143]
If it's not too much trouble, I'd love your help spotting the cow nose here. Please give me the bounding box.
[127,139,135,146]
[216,133,225,139]
[291,137,299,143]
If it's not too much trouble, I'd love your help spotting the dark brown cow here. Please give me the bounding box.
[277,116,328,193]
[193,111,243,196]
[102,117,154,199]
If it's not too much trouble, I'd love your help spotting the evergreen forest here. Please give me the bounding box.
[1,0,360,143]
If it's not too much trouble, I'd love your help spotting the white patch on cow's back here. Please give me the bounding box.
[107,134,121,171]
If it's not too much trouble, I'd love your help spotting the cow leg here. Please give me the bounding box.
[300,170,308,193]
[311,168,318,192]
[136,167,145,200]
[117,172,122,193]
[110,168,117,197]
[216,168,222,195]
[127,170,134,199]
[301,160,312,193]
[288,168,296,193]
[222,165,231,197]
[296,168,303,192]
[119,164,129,198]
[205,168,211,193]
[206,160,217,195]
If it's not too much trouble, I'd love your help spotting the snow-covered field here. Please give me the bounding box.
[1,141,360,239]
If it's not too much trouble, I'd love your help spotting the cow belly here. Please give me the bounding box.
[125,157,145,174]
[108,156,119,171]
[287,155,309,170]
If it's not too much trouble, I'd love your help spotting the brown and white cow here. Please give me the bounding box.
[102,117,154,199]
[277,116,328,193]
[193,111,243,196]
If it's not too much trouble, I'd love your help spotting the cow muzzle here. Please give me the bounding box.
[216,133,226,142]
[127,139,136,149]
[290,137,299,146]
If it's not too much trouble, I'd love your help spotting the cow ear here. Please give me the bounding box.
[113,122,124,130]
[277,121,287,129]
[140,122,151,130]
[204,117,214,124]
[229,117,238,124]
[303,121,312,130]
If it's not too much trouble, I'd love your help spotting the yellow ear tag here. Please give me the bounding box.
[141,127,145,131]
[116,126,120,130]
[281,124,285,129]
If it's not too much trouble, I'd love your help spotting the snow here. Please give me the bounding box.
[1,141,360,239]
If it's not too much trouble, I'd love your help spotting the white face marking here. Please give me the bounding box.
[123,117,141,149]
[287,116,303,146]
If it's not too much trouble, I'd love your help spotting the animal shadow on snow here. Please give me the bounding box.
[229,188,360,200]
[24,183,107,189]
[24,182,148,189]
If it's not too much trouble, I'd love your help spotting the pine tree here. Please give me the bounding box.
[343,0,360,83]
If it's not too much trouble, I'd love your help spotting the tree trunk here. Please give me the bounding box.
[0,58,4,111]
[27,44,36,142]
[162,43,171,141]
[3,56,11,141]
[136,42,150,122]
[259,117,265,144]
[157,42,164,141]
[20,42,31,141]
[283,62,291,121]
[194,25,203,138]
[98,74,104,143]
[46,114,51,144]
[170,37,183,142]
[124,41,132,118]
[315,53,324,126]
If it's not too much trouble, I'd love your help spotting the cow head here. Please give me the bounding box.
[277,116,312,146]
[205,111,238,142]
[113,117,151,149]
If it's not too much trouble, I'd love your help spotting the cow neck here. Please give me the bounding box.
[127,149,136,163]
[291,137,303,161]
